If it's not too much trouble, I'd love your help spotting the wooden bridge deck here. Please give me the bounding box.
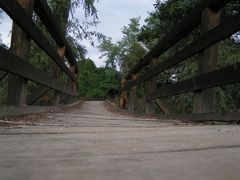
[0,101,240,180]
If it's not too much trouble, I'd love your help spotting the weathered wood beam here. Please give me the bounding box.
[69,65,78,96]
[123,13,240,91]
[53,47,65,105]
[209,0,232,11]
[155,100,170,115]
[145,58,158,114]
[125,0,231,79]
[194,8,221,113]
[7,0,35,106]
[148,63,240,101]
[0,0,77,83]
[34,0,78,73]
[0,46,74,96]
[128,74,137,113]
[119,79,127,109]
[0,70,7,81]
[152,112,240,122]
[27,86,50,105]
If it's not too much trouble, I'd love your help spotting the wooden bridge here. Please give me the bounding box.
[1,101,240,180]
[0,0,240,179]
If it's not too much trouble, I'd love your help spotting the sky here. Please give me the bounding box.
[80,0,155,67]
[0,0,156,67]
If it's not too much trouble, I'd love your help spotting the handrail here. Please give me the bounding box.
[0,0,79,105]
[0,47,74,95]
[34,0,79,73]
[125,0,231,80]
[0,0,77,83]
[122,12,240,90]
[120,0,240,113]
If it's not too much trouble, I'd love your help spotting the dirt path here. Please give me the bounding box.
[0,101,240,180]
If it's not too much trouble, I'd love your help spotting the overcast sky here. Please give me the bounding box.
[0,0,155,67]
[79,0,155,67]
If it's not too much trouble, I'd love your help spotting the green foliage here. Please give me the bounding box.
[77,59,120,99]
[140,0,198,49]
[216,84,240,112]
[0,0,108,104]
[216,39,240,111]
[99,0,239,113]
[117,17,147,74]
[47,0,104,58]
[30,0,104,83]
[98,37,119,68]
[67,0,105,47]
[71,0,98,19]
[98,17,147,75]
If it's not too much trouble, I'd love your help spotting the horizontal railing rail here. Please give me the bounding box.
[0,47,74,95]
[120,0,240,114]
[122,11,240,91]
[0,0,77,82]
[34,0,78,73]
[125,0,230,80]
[148,63,240,101]
[0,0,79,106]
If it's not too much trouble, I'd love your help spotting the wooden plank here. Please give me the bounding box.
[193,8,221,113]
[0,105,61,117]
[145,58,158,114]
[27,86,50,105]
[7,0,35,106]
[34,0,65,46]
[125,0,231,79]
[34,0,78,73]
[0,0,77,83]
[209,0,232,11]
[148,63,240,101]
[128,74,137,113]
[151,112,240,122]
[69,65,78,96]
[119,79,127,109]
[0,46,74,96]
[123,13,240,91]
[0,70,7,81]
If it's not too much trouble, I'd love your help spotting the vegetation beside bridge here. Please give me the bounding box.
[0,0,239,116]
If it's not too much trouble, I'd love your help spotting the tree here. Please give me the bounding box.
[98,17,147,75]
[77,59,120,99]
[98,37,119,69]
[47,0,105,59]
[118,17,147,74]
[140,0,198,49]
[29,0,103,78]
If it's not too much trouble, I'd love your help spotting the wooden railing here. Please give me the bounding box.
[119,0,240,114]
[0,0,78,106]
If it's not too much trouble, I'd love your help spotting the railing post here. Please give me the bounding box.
[145,58,158,114]
[119,79,127,109]
[7,0,35,105]
[128,74,137,113]
[70,65,78,102]
[194,8,221,113]
[53,46,66,105]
